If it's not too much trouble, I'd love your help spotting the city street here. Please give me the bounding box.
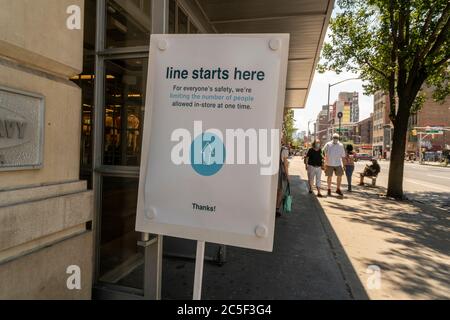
[354,161,450,211]
[161,158,449,300]
[297,157,450,299]
[2,0,450,303]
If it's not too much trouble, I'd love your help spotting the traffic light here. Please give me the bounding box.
[412,129,417,136]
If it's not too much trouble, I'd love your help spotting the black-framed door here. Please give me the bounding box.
[95,54,148,295]
[91,0,154,299]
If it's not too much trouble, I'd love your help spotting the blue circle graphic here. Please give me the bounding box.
[190,132,226,176]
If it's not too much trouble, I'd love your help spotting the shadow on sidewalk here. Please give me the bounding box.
[323,187,450,299]
[161,171,369,300]
[289,175,370,300]
[406,191,450,212]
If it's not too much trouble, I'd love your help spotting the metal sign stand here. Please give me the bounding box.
[193,241,206,300]
[137,34,291,302]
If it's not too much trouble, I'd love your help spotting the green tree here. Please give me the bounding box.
[283,109,297,146]
[291,137,302,149]
[319,0,449,198]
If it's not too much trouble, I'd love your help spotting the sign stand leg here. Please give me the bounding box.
[193,241,206,300]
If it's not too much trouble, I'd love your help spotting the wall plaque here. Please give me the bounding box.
[0,86,45,171]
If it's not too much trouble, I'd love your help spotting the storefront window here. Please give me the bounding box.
[71,63,94,171]
[99,176,143,290]
[78,58,95,169]
[169,0,176,33]
[87,0,204,298]
[169,0,201,34]
[177,6,188,34]
[71,0,96,188]
[106,0,152,48]
[189,21,198,34]
[103,58,148,166]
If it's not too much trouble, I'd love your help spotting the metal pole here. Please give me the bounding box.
[327,84,331,121]
[308,120,314,146]
[156,235,163,299]
[140,0,170,301]
[140,235,163,300]
[418,133,431,164]
[326,78,360,141]
[339,118,342,136]
[92,0,107,282]
[419,133,422,164]
[193,241,206,300]
[313,122,317,141]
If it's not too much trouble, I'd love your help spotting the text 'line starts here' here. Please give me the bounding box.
[166,67,266,81]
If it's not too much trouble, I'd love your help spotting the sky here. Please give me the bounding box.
[294,70,374,134]
[294,4,375,135]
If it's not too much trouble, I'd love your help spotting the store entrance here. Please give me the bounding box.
[103,58,146,167]
[77,0,210,299]
[98,176,144,290]
[96,57,149,296]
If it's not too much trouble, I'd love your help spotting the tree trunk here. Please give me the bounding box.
[387,100,410,199]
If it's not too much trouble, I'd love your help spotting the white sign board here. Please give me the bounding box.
[136,34,290,252]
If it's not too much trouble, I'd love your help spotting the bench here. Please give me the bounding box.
[370,176,378,187]
[359,173,378,187]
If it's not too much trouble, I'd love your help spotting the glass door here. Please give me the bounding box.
[91,0,152,298]
[97,56,148,293]
[80,0,207,299]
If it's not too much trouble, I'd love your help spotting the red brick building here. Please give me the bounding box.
[356,114,373,154]
[407,89,450,155]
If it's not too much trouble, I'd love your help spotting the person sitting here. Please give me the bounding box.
[359,159,381,186]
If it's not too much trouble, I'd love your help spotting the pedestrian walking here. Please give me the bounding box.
[305,139,324,197]
[323,134,346,196]
[343,144,356,192]
[276,144,291,216]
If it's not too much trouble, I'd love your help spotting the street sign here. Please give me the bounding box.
[422,126,444,134]
[136,34,290,252]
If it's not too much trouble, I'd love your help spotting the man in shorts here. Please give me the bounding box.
[323,134,346,196]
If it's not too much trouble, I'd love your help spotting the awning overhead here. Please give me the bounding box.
[195,0,335,109]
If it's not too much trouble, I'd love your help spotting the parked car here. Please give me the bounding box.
[355,153,373,161]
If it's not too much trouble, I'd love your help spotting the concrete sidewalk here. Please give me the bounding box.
[297,157,450,300]
[161,158,368,300]
[420,161,449,168]
[403,160,449,168]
